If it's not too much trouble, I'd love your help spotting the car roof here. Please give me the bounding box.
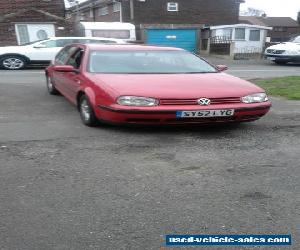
[84,44,185,51]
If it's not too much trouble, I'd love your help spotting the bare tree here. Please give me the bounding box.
[240,7,266,17]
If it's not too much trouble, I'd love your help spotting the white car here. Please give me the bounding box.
[265,35,300,64]
[0,37,125,70]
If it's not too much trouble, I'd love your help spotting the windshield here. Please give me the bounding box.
[288,36,300,43]
[89,51,217,74]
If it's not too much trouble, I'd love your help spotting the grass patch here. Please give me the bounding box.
[254,76,300,100]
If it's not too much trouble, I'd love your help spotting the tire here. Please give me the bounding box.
[79,95,98,127]
[275,61,287,65]
[0,55,27,70]
[46,75,60,95]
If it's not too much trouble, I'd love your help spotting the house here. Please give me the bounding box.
[239,16,300,42]
[68,0,245,52]
[0,0,71,46]
[205,24,272,58]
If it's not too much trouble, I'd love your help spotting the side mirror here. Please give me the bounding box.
[33,44,46,48]
[216,65,228,72]
[53,65,78,73]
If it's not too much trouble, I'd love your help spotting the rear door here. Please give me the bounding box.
[29,39,77,61]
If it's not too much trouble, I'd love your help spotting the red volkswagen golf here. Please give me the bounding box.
[46,44,271,126]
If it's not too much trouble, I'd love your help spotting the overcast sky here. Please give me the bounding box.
[241,0,300,20]
[65,0,300,20]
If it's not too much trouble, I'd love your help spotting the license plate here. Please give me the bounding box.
[176,109,235,118]
[267,57,275,61]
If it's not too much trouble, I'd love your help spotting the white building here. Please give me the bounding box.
[210,24,272,54]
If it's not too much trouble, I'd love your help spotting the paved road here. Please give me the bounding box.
[0,67,299,250]
[204,57,300,80]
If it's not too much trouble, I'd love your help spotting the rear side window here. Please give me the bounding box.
[55,39,76,47]
[85,39,117,44]
[72,39,117,44]
[40,39,76,48]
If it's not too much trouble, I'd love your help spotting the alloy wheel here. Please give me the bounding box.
[3,57,24,70]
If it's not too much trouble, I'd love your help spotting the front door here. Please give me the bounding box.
[57,48,85,103]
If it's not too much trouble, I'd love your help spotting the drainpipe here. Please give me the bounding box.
[120,1,123,22]
[130,0,134,21]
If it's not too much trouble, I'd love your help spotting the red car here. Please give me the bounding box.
[46,44,271,126]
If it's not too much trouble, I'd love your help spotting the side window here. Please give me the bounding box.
[39,40,57,48]
[249,30,261,41]
[66,49,84,69]
[56,39,76,47]
[87,39,117,44]
[234,28,246,40]
[55,47,78,65]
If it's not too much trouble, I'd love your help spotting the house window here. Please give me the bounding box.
[274,27,287,32]
[223,28,233,39]
[249,30,261,41]
[167,2,178,12]
[113,2,121,12]
[16,24,30,45]
[98,7,109,16]
[235,28,245,40]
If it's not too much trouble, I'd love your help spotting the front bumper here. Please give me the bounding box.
[265,54,300,62]
[96,102,272,125]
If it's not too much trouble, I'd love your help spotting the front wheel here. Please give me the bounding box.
[46,75,60,95]
[0,55,27,70]
[79,95,98,127]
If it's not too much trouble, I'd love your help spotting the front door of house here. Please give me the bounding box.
[15,24,55,45]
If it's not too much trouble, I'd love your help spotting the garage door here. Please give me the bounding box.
[146,29,197,52]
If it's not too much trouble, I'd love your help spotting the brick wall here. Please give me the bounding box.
[122,0,240,25]
[72,0,241,26]
[268,27,300,42]
[0,0,65,17]
[0,0,71,46]
[79,5,120,22]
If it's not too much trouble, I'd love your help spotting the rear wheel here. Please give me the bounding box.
[46,75,59,95]
[79,95,98,127]
[0,55,27,70]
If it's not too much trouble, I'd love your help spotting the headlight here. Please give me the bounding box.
[117,96,158,106]
[242,93,268,103]
[284,50,300,55]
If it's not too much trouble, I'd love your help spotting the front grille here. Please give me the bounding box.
[266,49,285,54]
[160,99,197,105]
[159,97,241,105]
